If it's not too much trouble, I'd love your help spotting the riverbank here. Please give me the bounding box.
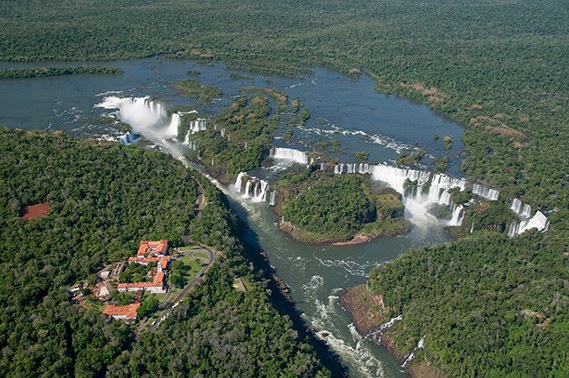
[340,284,440,378]
[279,218,411,246]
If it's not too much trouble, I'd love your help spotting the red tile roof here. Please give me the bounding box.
[137,240,168,257]
[102,303,140,319]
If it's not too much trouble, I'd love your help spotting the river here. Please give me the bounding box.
[0,58,464,377]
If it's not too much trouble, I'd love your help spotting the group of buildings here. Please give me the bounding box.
[100,240,171,321]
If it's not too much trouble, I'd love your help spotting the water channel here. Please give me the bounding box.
[0,58,465,377]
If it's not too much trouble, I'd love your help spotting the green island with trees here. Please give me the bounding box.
[1,0,569,376]
[175,79,223,104]
[0,128,334,377]
[276,168,410,244]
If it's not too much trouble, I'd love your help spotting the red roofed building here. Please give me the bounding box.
[128,255,170,272]
[137,240,168,258]
[117,270,166,293]
[102,303,140,321]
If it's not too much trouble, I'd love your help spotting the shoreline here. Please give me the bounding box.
[278,219,410,246]
[340,284,440,378]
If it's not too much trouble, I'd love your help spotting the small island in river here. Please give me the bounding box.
[274,168,410,244]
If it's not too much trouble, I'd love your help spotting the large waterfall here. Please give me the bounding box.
[96,96,180,139]
[508,198,549,237]
[370,165,466,226]
[234,172,275,204]
[472,183,499,201]
[270,147,308,165]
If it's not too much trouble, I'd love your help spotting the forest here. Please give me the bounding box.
[0,129,331,377]
[0,66,122,79]
[368,231,569,377]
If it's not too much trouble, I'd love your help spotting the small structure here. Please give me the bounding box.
[94,283,113,299]
[102,303,140,322]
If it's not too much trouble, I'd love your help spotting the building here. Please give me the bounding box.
[117,271,166,294]
[128,255,170,272]
[102,303,140,321]
[137,240,168,258]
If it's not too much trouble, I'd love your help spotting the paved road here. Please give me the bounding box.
[138,246,216,335]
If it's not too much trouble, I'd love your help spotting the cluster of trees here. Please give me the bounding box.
[279,169,408,243]
[368,231,569,377]
[187,95,276,181]
[175,79,223,104]
[0,66,122,79]
[0,129,331,377]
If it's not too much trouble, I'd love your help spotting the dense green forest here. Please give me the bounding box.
[368,231,569,377]
[0,129,331,377]
[278,170,409,243]
[0,66,122,79]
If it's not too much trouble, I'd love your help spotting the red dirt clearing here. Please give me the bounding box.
[21,202,51,219]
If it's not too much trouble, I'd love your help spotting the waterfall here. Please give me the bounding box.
[508,210,549,237]
[448,205,464,226]
[96,96,180,139]
[522,204,532,219]
[233,172,273,204]
[472,183,499,201]
[118,131,138,145]
[334,163,371,175]
[269,191,276,206]
[270,147,308,164]
[188,118,208,134]
[511,198,522,214]
[370,165,465,226]
[365,315,402,344]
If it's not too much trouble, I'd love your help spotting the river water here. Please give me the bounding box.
[0,58,464,377]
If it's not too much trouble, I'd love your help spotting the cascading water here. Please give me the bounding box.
[472,183,499,201]
[508,198,549,237]
[188,118,208,134]
[270,147,308,165]
[233,172,273,204]
[334,163,371,175]
[96,96,180,139]
[118,131,138,145]
[370,165,465,226]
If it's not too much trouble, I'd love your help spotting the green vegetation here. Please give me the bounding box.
[230,72,254,80]
[279,170,409,243]
[119,262,155,283]
[368,232,569,377]
[187,95,276,181]
[396,149,426,166]
[0,129,331,377]
[168,256,204,288]
[137,296,159,318]
[0,66,123,79]
[175,79,222,104]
